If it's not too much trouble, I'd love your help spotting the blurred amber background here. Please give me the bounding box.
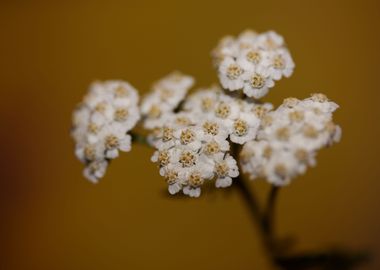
[1,0,379,269]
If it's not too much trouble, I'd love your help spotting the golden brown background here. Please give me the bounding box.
[1,0,379,269]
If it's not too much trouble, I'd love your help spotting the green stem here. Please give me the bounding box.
[231,145,369,269]
[133,131,369,269]
[263,186,280,237]
[130,131,149,146]
[234,175,276,257]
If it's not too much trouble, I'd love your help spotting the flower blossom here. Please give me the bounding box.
[140,71,194,129]
[150,86,272,197]
[240,93,341,186]
[212,30,295,99]
[72,80,140,183]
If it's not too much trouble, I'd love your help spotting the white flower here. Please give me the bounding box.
[255,31,284,50]
[201,135,230,157]
[240,140,272,180]
[75,143,105,163]
[183,185,202,198]
[218,57,245,90]
[200,117,229,140]
[71,80,140,183]
[141,71,194,129]
[213,94,241,125]
[229,112,260,144]
[214,154,239,188]
[181,161,215,198]
[239,93,341,186]
[237,29,259,48]
[83,160,108,184]
[149,92,244,197]
[213,30,294,99]
[237,48,269,72]
[265,49,295,80]
[183,86,222,116]
[98,123,132,159]
[174,126,204,151]
[242,65,275,99]
[265,150,304,186]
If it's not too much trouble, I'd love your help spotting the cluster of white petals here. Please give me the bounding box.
[149,86,273,197]
[240,93,342,186]
[71,81,140,183]
[71,29,342,198]
[140,71,194,129]
[212,30,294,99]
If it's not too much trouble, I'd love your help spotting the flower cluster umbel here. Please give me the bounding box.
[71,30,341,197]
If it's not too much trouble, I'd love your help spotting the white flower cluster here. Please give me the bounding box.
[240,93,342,186]
[140,71,194,129]
[149,86,273,197]
[71,81,140,183]
[212,30,295,99]
[70,29,342,197]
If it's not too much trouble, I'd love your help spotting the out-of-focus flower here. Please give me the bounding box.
[140,71,194,129]
[240,93,341,186]
[71,80,140,183]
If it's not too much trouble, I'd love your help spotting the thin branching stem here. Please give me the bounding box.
[130,131,149,146]
[263,185,280,236]
[132,132,369,269]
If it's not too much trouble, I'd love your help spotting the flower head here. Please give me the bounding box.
[71,80,140,183]
[240,93,341,186]
[213,30,294,99]
[141,71,194,129]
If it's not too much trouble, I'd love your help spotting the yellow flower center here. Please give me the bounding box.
[158,150,170,166]
[215,102,231,119]
[252,105,268,119]
[162,127,174,142]
[288,110,304,122]
[250,74,265,88]
[204,141,220,155]
[273,55,285,69]
[246,50,261,64]
[114,86,129,98]
[215,162,229,177]
[226,64,243,80]
[202,121,219,135]
[276,127,290,141]
[165,170,179,184]
[283,97,299,108]
[311,93,328,102]
[201,97,214,112]
[179,151,196,167]
[262,115,273,126]
[159,88,174,99]
[84,145,96,160]
[263,146,273,158]
[303,125,318,138]
[180,129,195,145]
[188,171,204,187]
[95,102,107,113]
[295,149,308,162]
[114,108,129,122]
[105,134,119,149]
[87,122,100,134]
[234,119,248,136]
[175,116,191,126]
[148,105,161,119]
[274,164,287,179]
